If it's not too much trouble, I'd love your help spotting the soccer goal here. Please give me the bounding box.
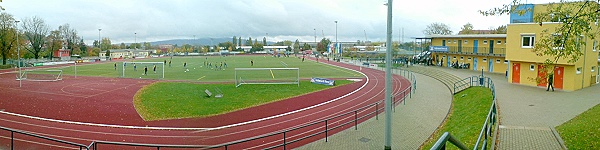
[122,62,165,79]
[235,68,300,87]
[17,69,63,81]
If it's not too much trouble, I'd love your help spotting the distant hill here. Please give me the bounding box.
[149,37,275,46]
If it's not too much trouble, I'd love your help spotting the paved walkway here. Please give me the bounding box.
[299,62,600,149]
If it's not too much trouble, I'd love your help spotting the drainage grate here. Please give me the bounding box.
[358,137,371,143]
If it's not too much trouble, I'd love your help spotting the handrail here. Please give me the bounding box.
[0,126,89,150]
[431,132,469,150]
[435,75,498,150]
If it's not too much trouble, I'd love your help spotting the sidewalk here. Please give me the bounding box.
[298,63,453,149]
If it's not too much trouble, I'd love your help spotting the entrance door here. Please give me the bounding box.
[554,66,564,89]
[447,56,451,68]
[473,40,478,54]
[442,40,446,46]
[489,59,493,72]
[489,40,495,54]
[537,65,547,87]
[458,40,462,52]
[512,63,521,83]
[597,66,599,84]
[473,58,478,71]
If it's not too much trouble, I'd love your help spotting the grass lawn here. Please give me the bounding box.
[53,55,362,81]
[421,86,493,149]
[134,80,353,121]
[556,103,600,149]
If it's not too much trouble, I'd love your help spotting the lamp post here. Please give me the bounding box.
[335,21,338,58]
[134,32,137,49]
[314,28,316,47]
[384,0,393,149]
[15,20,21,87]
[98,29,102,49]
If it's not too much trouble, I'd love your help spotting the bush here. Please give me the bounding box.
[0,64,14,69]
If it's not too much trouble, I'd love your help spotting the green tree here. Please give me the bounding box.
[105,49,110,58]
[143,42,152,50]
[238,36,242,46]
[90,47,101,57]
[481,0,600,83]
[423,22,453,35]
[316,38,331,53]
[458,22,474,34]
[0,12,18,65]
[119,43,126,49]
[79,39,88,56]
[58,24,79,53]
[21,16,49,59]
[232,36,237,47]
[494,25,507,34]
[46,30,62,58]
[294,39,300,50]
[303,43,311,50]
[100,37,111,51]
[263,37,267,46]
[246,37,253,46]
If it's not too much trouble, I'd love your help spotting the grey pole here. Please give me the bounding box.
[15,20,21,87]
[314,28,316,47]
[98,28,101,52]
[335,21,338,58]
[384,0,393,149]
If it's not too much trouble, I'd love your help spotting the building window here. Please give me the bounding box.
[592,66,596,72]
[464,40,468,44]
[504,60,508,64]
[497,40,502,44]
[521,35,535,48]
[553,33,564,50]
[468,57,472,61]
[453,56,457,59]
[460,56,464,60]
[496,59,501,63]
[577,67,582,74]
[447,40,451,43]
[483,40,488,44]
[530,64,535,71]
[594,40,598,52]
[453,40,456,43]
[483,58,487,62]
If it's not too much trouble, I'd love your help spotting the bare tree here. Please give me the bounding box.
[423,22,453,35]
[458,23,474,34]
[58,24,80,53]
[21,16,49,59]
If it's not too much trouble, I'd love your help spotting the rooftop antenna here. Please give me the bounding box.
[364,30,368,42]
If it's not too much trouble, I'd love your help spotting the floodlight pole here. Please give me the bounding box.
[16,20,21,87]
[384,0,393,149]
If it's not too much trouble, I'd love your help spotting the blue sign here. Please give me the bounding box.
[429,46,449,52]
[311,77,335,86]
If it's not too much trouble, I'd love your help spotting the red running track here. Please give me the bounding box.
[0,58,411,150]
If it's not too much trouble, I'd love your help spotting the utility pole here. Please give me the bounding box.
[16,20,21,87]
[384,0,393,149]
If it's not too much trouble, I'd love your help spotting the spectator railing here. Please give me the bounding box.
[433,75,498,150]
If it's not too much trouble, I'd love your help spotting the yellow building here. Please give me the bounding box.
[429,34,509,74]
[506,2,599,91]
[429,2,600,91]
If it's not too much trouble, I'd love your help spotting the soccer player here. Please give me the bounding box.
[168,60,172,67]
[251,60,254,66]
[134,63,137,71]
[153,64,157,73]
[144,66,148,75]
[114,63,117,70]
[184,62,187,68]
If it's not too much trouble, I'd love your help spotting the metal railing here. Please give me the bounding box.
[433,75,498,150]
[0,70,418,150]
[431,132,469,150]
[0,126,89,150]
[433,46,506,56]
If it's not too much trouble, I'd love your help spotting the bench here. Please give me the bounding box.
[205,89,212,97]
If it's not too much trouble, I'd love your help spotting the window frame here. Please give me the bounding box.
[521,35,535,48]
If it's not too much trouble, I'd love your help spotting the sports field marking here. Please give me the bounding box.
[197,76,206,80]
[270,69,275,79]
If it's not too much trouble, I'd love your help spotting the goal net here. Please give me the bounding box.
[122,62,165,79]
[17,69,63,81]
[235,68,299,87]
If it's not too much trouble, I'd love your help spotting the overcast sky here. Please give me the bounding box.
[3,0,559,45]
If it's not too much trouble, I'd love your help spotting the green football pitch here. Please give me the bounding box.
[56,55,362,81]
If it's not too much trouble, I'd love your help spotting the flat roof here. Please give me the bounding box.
[427,34,506,38]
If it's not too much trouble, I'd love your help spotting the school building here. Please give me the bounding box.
[429,2,600,91]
